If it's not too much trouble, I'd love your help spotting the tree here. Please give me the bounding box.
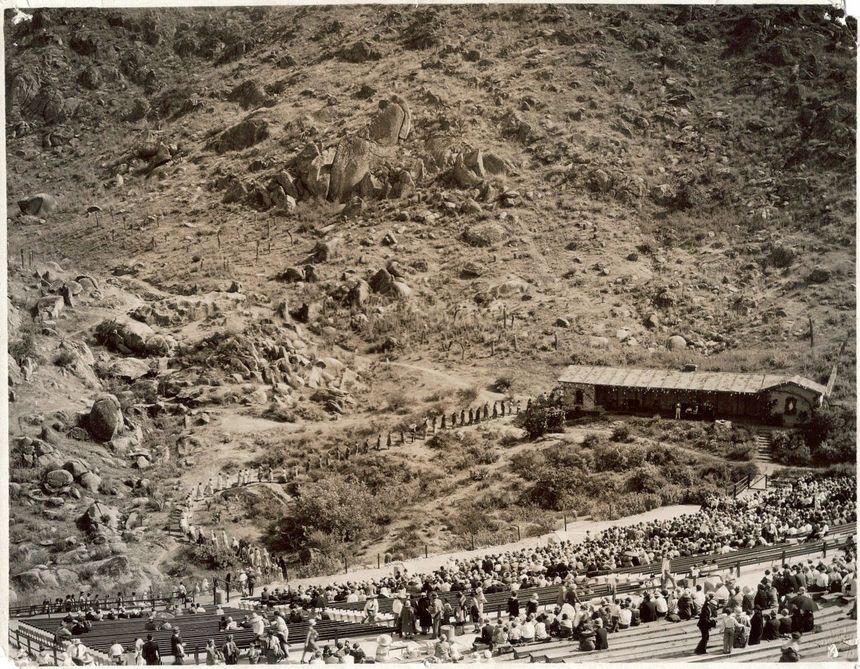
[517,396,565,439]
[801,405,856,463]
[277,476,376,549]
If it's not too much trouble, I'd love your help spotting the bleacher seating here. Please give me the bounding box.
[489,600,855,664]
[18,606,393,659]
[246,527,855,621]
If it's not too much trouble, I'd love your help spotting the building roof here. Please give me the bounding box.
[557,365,828,396]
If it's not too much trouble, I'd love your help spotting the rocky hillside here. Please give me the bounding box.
[5,5,856,599]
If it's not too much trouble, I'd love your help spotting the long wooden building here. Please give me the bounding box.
[557,365,830,426]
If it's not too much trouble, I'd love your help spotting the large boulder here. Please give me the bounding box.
[348,280,371,307]
[328,135,372,203]
[79,502,121,532]
[87,394,124,442]
[463,223,505,247]
[18,193,58,218]
[666,335,687,351]
[209,117,270,153]
[368,268,396,295]
[369,96,411,145]
[338,40,381,63]
[43,469,73,494]
[62,459,90,480]
[296,144,334,199]
[95,317,155,356]
[79,472,102,492]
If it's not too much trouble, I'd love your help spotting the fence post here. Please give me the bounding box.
[516,526,521,542]
[497,605,502,620]
[563,515,568,531]
[823,541,827,558]
[736,561,741,577]
[343,555,348,574]
[54,647,58,665]
[781,550,786,565]
[764,474,768,489]
[213,578,218,606]
[194,645,200,664]
[377,554,381,569]
[425,544,428,559]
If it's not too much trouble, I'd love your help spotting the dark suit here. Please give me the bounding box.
[695,602,714,654]
[507,597,519,617]
[143,640,161,665]
[594,627,609,650]
[762,617,781,641]
[640,599,657,623]
[748,611,764,646]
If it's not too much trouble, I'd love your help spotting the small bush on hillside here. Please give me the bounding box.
[610,425,633,442]
[493,375,514,393]
[9,327,40,365]
[53,349,76,368]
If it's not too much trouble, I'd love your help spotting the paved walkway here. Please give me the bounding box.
[260,504,701,591]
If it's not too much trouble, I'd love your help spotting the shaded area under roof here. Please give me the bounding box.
[557,365,828,396]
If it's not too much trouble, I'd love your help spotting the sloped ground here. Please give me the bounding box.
[5,5,856,601]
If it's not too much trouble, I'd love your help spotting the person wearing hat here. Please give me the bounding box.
[362,594,379,624]
[170,628,184,665]
[694,594,717,655]
[69,639,86,666]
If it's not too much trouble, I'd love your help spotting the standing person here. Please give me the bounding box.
[204,640,218,666]
[247,574,256,598]
[720,608,737,655]
[661,554,676,589]
[454,592,467,634]
[417,593,432,636]
[170,629,185,665]
[142,635,161,666]
[431,594,445,639]
[475,588,487,624]
[133,638,145,666]
[749,608,764,646]
[507,592,520,618]
[391,597,403,632]
[222,635,239,665]
[300,620,319,664]
[695,594,716,655]
[399,600,417,639]
[238,571,247,597]
[362,595,379,624]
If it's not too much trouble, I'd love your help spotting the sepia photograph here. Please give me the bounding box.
[2,2,858,665]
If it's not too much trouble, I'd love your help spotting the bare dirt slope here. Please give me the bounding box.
[5,5,856,601]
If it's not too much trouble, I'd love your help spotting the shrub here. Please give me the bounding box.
[9,326,40,365]
[492,375,514,393]
[610,425,632,443]
[517,396,565,439]
[581,433,601,448]
[53,349,77,368]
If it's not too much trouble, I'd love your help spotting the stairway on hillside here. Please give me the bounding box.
[753,428,774,464]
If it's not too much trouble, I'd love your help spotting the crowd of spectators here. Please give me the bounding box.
[257,475,855,608]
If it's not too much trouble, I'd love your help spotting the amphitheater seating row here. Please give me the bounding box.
[488,601,854,664]
[247,526,855,622]
[19,607,394,656]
